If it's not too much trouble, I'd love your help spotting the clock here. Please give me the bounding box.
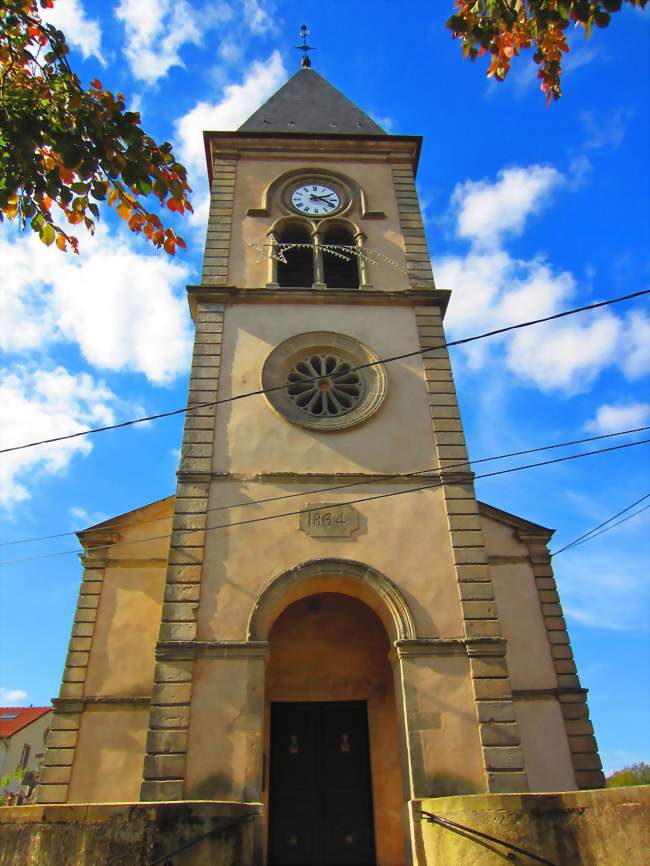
[290,183,341,216]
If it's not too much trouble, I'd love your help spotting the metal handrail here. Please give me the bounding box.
[147,811,259,866]
[421,809,561,866]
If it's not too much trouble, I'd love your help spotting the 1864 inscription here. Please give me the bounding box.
[299,503,360,538]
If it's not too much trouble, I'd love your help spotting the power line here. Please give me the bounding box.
[2,425,649,548]
[551,494,650,557]
[1,436,647,567]
[1,289,647,456]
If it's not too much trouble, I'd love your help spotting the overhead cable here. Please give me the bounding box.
[551,494,650,557]
[1,289,647,456]
[1,436,647,567]
[2,424,649,548]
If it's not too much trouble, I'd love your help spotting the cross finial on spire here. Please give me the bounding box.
[296,24,315,69]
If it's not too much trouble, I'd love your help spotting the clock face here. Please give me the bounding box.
[291,183,341,216]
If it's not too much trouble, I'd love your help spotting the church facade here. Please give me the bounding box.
[37,67,604,866]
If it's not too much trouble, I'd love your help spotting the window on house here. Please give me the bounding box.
[322,227,359,289]
[0,713,19,719]
[19,743,30,769]
[276,225,314,288]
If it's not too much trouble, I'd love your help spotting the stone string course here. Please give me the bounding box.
[414,307,529,794]
[140,300,225,801]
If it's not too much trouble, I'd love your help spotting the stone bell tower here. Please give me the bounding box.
[38,59,603,866]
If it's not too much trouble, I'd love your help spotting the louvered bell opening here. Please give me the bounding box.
[277,226,315,288]
[322,228,359,289]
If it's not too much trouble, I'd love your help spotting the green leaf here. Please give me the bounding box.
[137,178,152,195]
[40,223,55,246]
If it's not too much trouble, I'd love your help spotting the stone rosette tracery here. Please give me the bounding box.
[261,332,387,431]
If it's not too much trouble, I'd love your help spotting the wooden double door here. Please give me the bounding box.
[268,701,376,866]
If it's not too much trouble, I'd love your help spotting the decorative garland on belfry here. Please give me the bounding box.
[248,237,409,275]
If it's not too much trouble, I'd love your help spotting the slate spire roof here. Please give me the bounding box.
[238,68,386,136]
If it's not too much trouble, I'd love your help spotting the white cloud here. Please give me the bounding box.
[0,688,28,704]
[434,164,650,395]
[44,0,104,65]
[174,50,286,233]
[0,366,120,507]
[243,0,277,34]
[176,50,286,179]
[506,313,621,394]
[563,41,600,74]
[581,109,630,150]
[0,227,192,385]
[115,0,239,85]
[70,505,109,527]
[585,402,650,435]
[451,165,563,247]
[621,310,650,379]
[559,547,650,631]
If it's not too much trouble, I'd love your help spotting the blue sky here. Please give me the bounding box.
[0,0,648,776]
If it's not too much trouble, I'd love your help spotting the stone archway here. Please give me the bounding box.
[247,557,417,644]
[249,559,414,866]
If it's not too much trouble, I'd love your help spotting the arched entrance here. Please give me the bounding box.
[252,561,410,866]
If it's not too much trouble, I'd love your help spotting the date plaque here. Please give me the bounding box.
[299,503,359,538]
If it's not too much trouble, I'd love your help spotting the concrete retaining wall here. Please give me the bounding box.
[416,786,649,866]
[0,801,261,866]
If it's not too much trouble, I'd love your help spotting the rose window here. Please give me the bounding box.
[286,355,364,417]
[262,332,387,431]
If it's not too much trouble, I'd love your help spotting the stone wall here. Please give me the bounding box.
[416,786,649,866]
[0,801,261,866]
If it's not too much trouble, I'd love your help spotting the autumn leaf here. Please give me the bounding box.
[116,201,132,220]
[0,0,191,255]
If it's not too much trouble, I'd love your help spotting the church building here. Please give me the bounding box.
[37,60,604,866]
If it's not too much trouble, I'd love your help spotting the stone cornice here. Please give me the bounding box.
[186,285,451,321]
[52,695,151,708]
[512,687,589,701]
[203,131,423,185]
[156,640,269,661]
[393,637,507,659]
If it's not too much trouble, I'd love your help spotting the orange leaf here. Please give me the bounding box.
[116,201,132,220]
[176,237,187,251]
[107,187,118,207]
[164,237,176,255]
[90,79,102,90]
[56,234,67,251]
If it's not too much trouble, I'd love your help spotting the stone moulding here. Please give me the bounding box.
[247,557,417,643]
[156,641,269,661]
[52,695,151,706]
[185,284,452,321]
[394,637,508,658]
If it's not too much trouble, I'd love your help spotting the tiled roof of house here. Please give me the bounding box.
[0,707,51,738]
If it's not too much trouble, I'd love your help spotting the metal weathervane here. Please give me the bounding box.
[296,24,315,68]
